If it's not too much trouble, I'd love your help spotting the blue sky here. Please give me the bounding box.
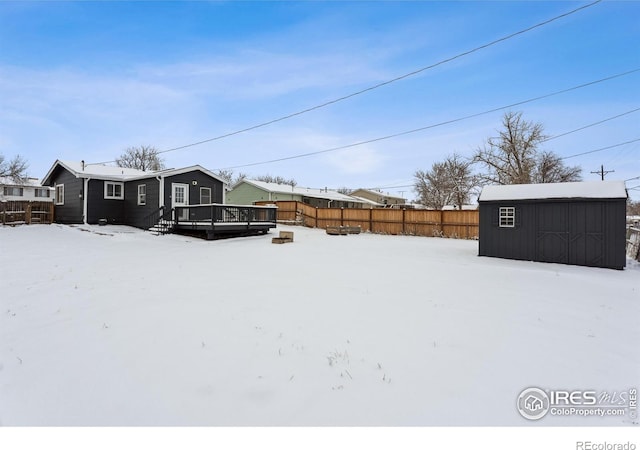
[1,1,639,200]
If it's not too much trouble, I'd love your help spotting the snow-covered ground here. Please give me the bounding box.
[1,224,638,426]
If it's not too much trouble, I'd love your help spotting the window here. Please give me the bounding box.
[137,184,146,205]
[200,187,211,204]
[35,188,50,198]
[3,187,23,196]
[55,184,64,205]
[499,207,515,227]
[104,182,124,200]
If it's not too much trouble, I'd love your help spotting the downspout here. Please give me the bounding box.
[156,175,163,209]
[83,177,90,224]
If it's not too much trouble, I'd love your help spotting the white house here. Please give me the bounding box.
[0,177,54,202]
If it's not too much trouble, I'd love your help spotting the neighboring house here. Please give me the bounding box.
[478,181,628,270]
[350,188,406,207]
[226,179,373,208]
[0,177,53,202]
[41,160,227,227]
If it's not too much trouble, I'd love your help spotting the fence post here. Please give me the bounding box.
[402,208,406,235]
[26,202,31,225]
[341,208,344,226]
[439,210,444,236]
[369,208,373,232]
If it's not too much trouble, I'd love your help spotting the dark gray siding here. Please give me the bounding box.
[86,179,125,224]
[479,198,627,270]
[124,177,160,228]
[164,170,224,221]
[50,166,84,223]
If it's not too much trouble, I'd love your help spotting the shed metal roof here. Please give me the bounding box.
[478,181,627,202]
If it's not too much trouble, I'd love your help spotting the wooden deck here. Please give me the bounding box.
[148,203,277,239]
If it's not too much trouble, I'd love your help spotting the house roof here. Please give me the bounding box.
[42,160,148,185]
[42,160,227,186]
[0,176,47,187]
[239,179,368,203]
[478,181,628,202]
[351,188,405,201]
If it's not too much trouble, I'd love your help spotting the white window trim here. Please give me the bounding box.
[200,187,212,204]
[55,184,64,205]
[499,206,515,228]
[104,181,124,200]
[4,186,24,196]
[137,184,146,206]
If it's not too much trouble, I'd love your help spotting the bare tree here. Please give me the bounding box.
[474,111,581,185]
[116,145,165,171]
[215,169,247,186]
[336,187,353,195]
[254,174,297,187]
[533,150,582,183]
[0,154,29,182]
[628,199,640,217]
[414,154,477,209]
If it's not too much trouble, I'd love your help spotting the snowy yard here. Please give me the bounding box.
[1,224,638,426]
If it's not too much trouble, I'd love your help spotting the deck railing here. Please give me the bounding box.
[144,206,175,234]
[173,203,277,227]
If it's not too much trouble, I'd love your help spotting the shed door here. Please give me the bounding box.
[535,203,569,264]
[568,202,604,267]
[172,183,190,221]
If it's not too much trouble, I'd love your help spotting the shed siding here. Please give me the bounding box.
[479,198,626,270]
[124,177,160,228]
[50,167,84,224]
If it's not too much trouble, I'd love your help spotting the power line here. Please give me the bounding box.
[560,138,640,160]
[89,0,602,165]
[542,107,640,143]
[216,68,640,170]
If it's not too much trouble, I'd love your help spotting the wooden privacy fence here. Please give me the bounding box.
[0,201,54,225]
[255,200,479,239]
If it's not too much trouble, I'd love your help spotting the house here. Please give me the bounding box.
[350,188,406,207]
[478,181,627,270]
[41,160,276,239]
[226,179,373,208]
[0,177,53,202]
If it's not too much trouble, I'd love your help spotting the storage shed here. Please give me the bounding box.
[478,181,628,270]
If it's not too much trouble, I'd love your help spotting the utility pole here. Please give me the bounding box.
[590,165,614,181]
